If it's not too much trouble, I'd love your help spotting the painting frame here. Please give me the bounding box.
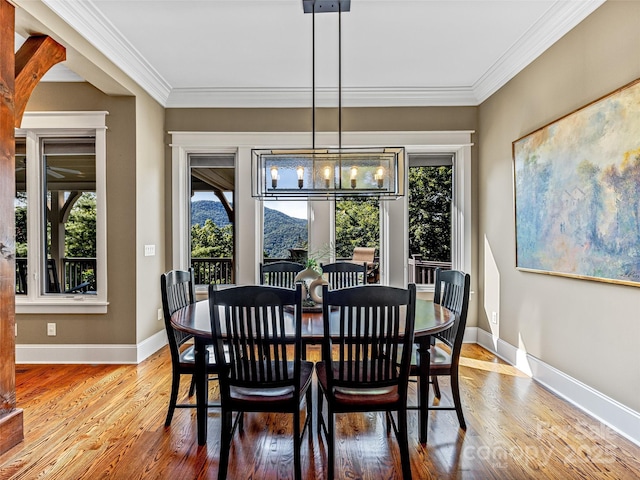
[512,77,640,287]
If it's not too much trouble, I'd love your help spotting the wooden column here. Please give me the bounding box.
[0,0,65,455]
[0,0,21,455]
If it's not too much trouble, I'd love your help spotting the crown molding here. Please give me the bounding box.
[165,86,479,108]
[473,0,606,103]
[42,0,171,105]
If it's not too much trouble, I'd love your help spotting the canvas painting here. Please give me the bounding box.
[513,78,640,286]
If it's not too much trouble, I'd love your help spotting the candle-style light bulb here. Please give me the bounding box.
[375,166,384,188]
[297,166,304,189]
[323,166,332,189]
[350,166,358,189]
[270,166,278,189]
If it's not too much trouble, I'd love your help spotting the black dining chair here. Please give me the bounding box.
[316,283,417,480]
[260,260,305,288]
[320,261,367,289]
[160,268,218,427]
[209,283,313,480]
[410,268,471,432]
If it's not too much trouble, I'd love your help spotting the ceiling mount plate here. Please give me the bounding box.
[302,0,351,13]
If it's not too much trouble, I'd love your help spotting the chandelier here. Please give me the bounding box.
[252,0,405,200]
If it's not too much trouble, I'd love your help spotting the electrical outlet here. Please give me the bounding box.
[144,244,156,256]
[491,312,498,324]
[47,322,57,336]
[158,308,163,321]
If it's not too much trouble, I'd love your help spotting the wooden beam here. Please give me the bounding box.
[0,0,66,455]
[14,35,66,127]
[0,0,22,456]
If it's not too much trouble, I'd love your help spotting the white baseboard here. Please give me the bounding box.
[476,328,640,447]
[16,330,168,364]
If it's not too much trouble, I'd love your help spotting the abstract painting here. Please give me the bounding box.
[513,78,640,286]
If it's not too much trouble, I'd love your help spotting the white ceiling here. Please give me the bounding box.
[29,0,605,108]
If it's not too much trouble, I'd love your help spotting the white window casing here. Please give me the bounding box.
[15,111,108,314]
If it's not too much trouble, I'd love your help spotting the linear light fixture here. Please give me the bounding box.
[252,147,405,199]
[251,0,405,200]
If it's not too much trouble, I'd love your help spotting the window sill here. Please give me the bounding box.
[16,299,109,315]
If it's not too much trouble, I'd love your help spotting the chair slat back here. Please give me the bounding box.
[161,269,196,353]
[321,262,367,290]
[260,261,305,289]
[209,284,303,393]
[321,284,416,390]
[433,268,471,353]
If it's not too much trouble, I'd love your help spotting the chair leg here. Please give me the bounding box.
[306,385,313,435]
[327,408,335,480]
[165,370,180,427]
[188,373,196,397]
[431,375,441,399]
[317,385,324,437]
[397,408,412,480]
[451,369,466,430]
[294,410,302,480]
[218,409,233,480]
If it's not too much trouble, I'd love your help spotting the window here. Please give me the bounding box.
[170,131,472,287]
[189,154,235,285]
[408,154,454,285]
[263,200,309,263]
[335,197,380,259]
[15,112,108,313]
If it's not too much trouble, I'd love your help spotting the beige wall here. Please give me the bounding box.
[135,95,166,343]
[478,0,640,411]
[16,82,138,345]
[165,106,478,133]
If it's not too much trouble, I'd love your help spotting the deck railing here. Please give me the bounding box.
[191,258,234,285]
[15,257,97,294]
[62,258,96,292]
[15,255,449,293]
[408,255,452,285]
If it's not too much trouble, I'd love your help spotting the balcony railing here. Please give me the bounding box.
[15,257,97,294]
[408,255,451,285]
[15,255,447,294]
[191,258,234,285]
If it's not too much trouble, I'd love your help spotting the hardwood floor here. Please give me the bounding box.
[1,344,639,479]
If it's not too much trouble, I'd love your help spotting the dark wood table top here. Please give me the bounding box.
[171,297,455,343]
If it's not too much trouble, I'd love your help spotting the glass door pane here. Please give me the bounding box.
[263,200,308,262]
[408,158,453,285]
[189,154,235,285]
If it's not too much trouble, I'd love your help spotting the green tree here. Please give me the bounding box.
[335,197,379,258]
[408,166,452,262]
[65,193,97,257]
[15,207,27,257]
[191,219,233,258]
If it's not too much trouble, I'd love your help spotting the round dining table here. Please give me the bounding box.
[171,296,455,445]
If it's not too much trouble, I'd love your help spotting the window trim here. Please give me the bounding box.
[15,111,108,314]
[170,131,473,287]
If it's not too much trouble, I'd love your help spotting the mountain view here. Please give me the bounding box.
[191,200,307,258]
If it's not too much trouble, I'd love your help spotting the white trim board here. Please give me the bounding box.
[476,328,640,448]
[16,330,168,365]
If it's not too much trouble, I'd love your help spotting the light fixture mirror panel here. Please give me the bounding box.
[252,147,405,199]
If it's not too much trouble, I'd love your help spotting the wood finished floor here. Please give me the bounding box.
[1,344,639,479]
